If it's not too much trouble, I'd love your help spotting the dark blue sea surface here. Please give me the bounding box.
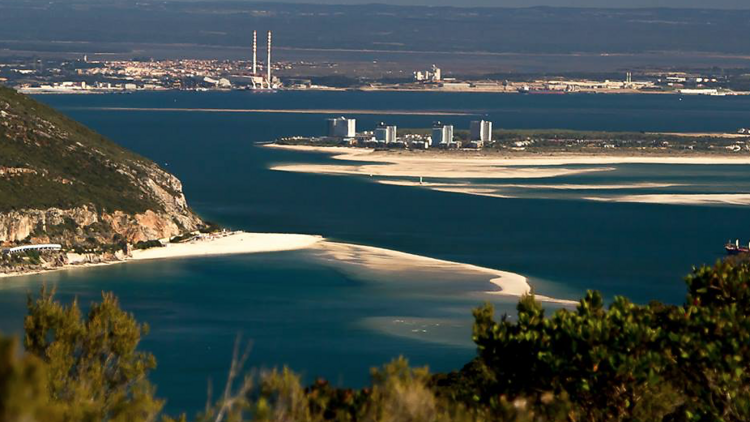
[1,91,748,414]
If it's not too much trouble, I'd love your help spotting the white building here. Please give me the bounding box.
[414,64,442,82]
[470,120,493,143]
[2,244,62,255]
[327,117,357,138]
[432,123,454,147]
[375,123,397,144]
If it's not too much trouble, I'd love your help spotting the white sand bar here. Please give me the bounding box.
[312,241,576,305]
[2,231,574,305]
[266,144,750,166]
[586,194,750,206]
[131,232,324,261]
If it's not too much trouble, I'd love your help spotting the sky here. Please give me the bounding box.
[252,0,750,8]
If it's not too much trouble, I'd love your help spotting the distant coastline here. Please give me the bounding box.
[265,144,750,206]
[63,106,477,116]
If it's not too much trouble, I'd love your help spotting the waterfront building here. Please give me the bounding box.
[432,122,454,147]
[414,64,442,82]
[327,117,356,138]
[375,123,397,144]
[470,120,493,143]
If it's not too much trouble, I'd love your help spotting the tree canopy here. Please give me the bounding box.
[2,260,750,421]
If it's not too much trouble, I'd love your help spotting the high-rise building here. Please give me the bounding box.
[431,64,442,82]
[328,117,356,138]
[375,123,397,143]
[431,122,453,147]
[470,120,493,143]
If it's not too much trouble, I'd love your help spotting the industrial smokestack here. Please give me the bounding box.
[267,30,272,88]
[253,30,257,74]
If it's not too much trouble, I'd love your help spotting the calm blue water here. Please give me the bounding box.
[1,91,749,414]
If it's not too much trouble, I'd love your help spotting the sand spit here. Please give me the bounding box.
[312,241,577,305]
[377,180,683,200]
[0,232,324,280]
[130,232,324,261]
[272,162,612,179]
[1,231,573,304]
[265,144,750,166]
[76,107,475,116]
[586,194,750,206]
[377,180,514,199]
[495,182,683,190]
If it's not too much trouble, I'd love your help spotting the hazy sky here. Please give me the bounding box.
[259,0,750,8]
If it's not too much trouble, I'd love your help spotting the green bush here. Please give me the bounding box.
[4,261,750,421]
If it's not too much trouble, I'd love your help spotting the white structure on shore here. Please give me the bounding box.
[375,123,397,144]
[2,244,62,255]
[248,29,276,89]
[414,64,442,82]
[328,117,357,138]
[267,30,273,88]
[431,122,454,147]
[471,120,493,143]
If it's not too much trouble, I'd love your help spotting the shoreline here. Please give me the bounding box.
[265,144,750,165]
[0,231,573,304]
[311,240,577,305]
[65,106,477,116]
[265,144,750,206]
[0,232,324,280]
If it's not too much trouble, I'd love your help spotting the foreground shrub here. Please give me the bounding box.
[5,261,750,421]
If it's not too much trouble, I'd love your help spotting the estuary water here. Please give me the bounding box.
[1,91,750,414]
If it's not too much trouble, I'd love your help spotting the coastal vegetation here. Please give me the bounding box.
[2,260,750,422]
[0,86,205,274]
[0,86,161,214]
[396,128,750,155]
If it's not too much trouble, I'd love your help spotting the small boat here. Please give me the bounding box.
[725,239,750,255]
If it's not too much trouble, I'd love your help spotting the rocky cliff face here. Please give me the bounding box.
[0,173,202,246]
[0,86,204,255]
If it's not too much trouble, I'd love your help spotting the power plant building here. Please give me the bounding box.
[328,117,357,138]
[431,123,453,147]
[250,29,275,89]
[375,123,397,144]
[470,120,493,143]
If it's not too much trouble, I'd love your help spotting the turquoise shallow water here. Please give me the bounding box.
[1,91,749,414]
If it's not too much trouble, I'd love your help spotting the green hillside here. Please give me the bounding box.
[0,86,162,214]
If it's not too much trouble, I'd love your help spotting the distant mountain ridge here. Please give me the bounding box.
[0,86,203,251]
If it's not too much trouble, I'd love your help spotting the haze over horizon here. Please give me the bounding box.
[243,0,750,9]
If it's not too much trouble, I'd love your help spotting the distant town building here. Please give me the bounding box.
[375,123,397,144]
[431,122,454,147]
[327,117,356,138]
[470,120,493,143]
[414,64,442,83]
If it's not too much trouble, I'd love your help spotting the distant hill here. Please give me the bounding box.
[0,86,203,250]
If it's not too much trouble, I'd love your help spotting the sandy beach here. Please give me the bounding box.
[266,144,750,166]
[76,107,476,116]
[0,232,324,280]
[130,232,323,261]
[269,145,616,179]
[586,194,750,206]
[1,231,573,305]
[267,145,750,182]
[267,145,750,205]
[311,240,577,305]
